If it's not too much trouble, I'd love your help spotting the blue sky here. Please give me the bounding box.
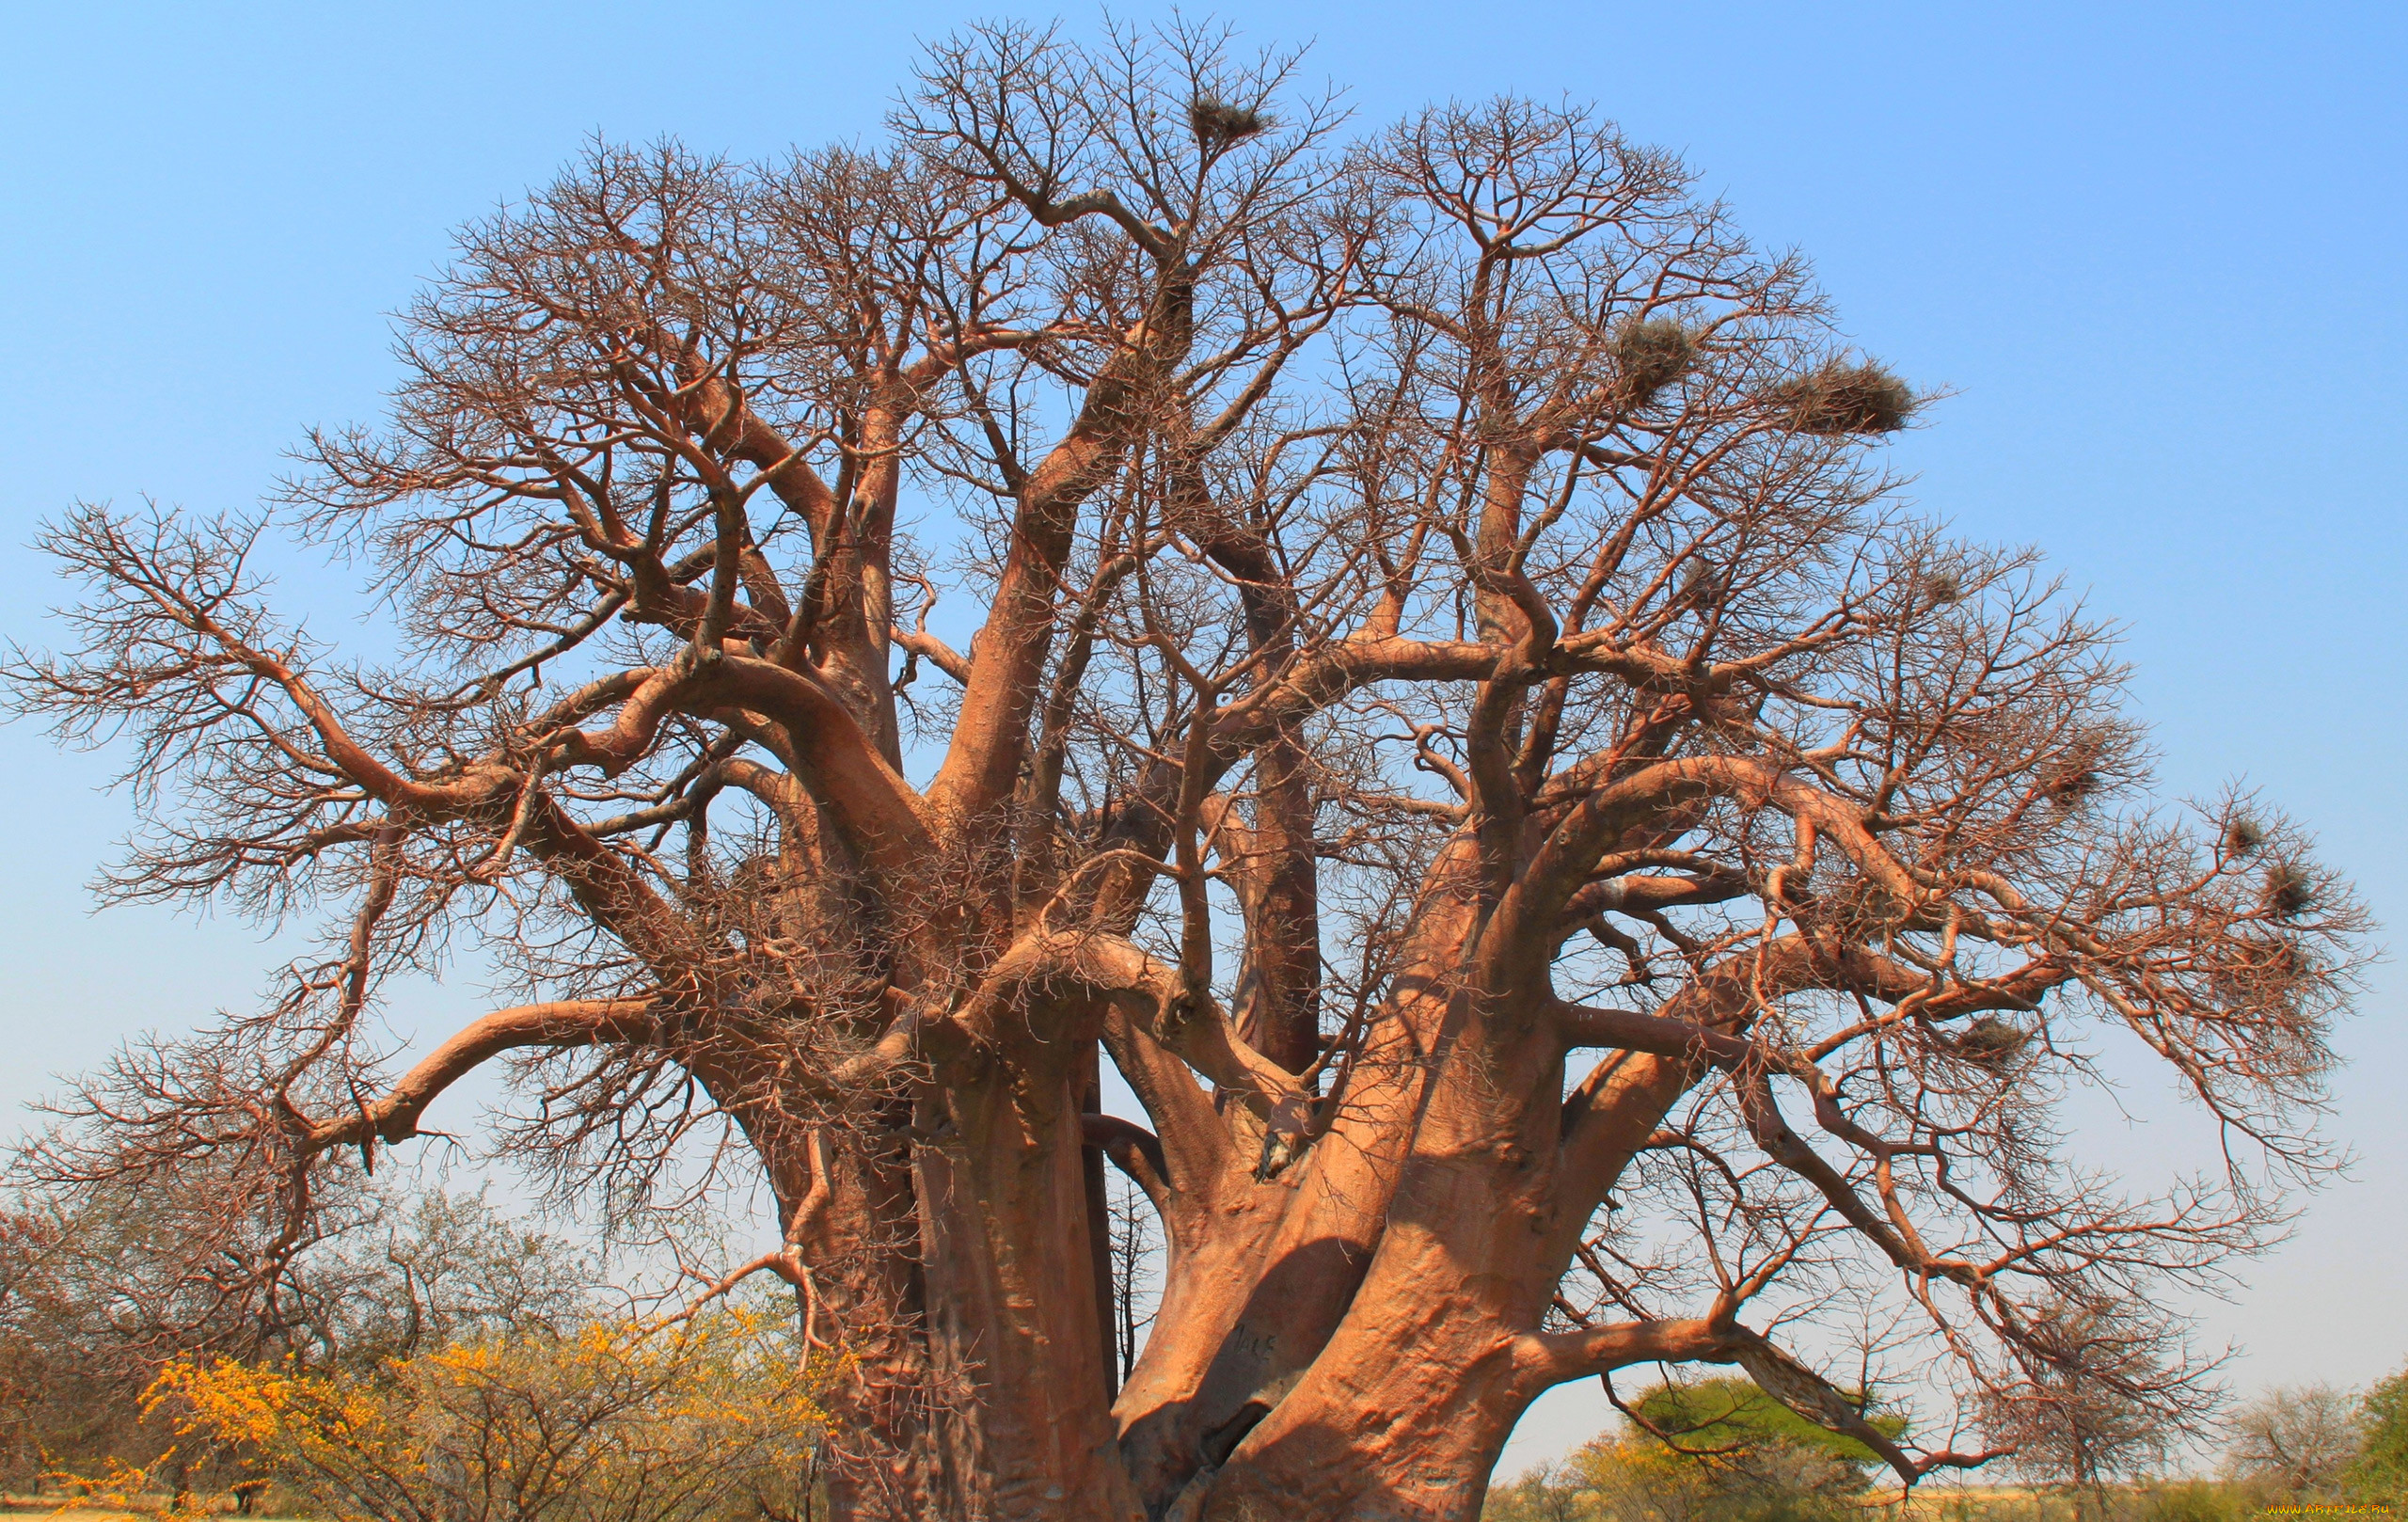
[2,0,2401,1475]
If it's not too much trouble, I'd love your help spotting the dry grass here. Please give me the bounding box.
[0,1503,310,1521]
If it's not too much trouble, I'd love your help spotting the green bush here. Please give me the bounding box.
[2349,1366,2408,1504]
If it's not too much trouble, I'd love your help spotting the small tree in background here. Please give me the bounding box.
[2003,1376,2171,1522]
[1985,1295,2208,1520]
[328,1186,595,1364]
[2224,1383,2362,1499]
[1621,1375,1906,1477]
[1483,1376,1905,1522]
[155,1302,827,1522]
[2347,1367,2408,1505]
[0,1181,590,1500]
[1481,1460,1593,1522]
[1105,1171,1160,1388]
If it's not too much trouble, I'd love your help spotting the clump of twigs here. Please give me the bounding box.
[1833,880,1933,937]
[2045,769,2099,806]
[2224,816,2266,856]
[1773,358,1914,435]
[1189,97,1271,148]
[1916,568,1963,611]
[1950,1017,2031,1069]
[1676,553,1723,610]
[2042,753,2103,807]
[2233,933,2308,986]
[1612,317,1695,406]
[2262,861,2316,920]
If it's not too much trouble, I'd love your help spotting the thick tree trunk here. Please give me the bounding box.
[1114,1160,1383,1504]
[825,1105,1546,1522]
[911,1073,1148,1520]
[1194,1298,1532,1522]
[1188,993,1561,1519]
[800,868,1560,1520]
[1112,853,1484,1510]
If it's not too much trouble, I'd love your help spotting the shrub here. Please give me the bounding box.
[2349,1366,2408,1504]
[151,1304,828,1522]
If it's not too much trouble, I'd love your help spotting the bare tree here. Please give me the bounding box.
[1995,1296,2197,1520]
[2226,1384,2365,1498]
[1107,1170,1161,1389]
[3,20,2367,1521]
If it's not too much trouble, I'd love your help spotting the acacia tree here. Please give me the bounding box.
[4,22,2366,1521]
[2226,1384,2366,1499]
[0,1178,584,1495]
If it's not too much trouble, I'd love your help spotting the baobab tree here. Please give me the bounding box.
[4,21,2365,1522]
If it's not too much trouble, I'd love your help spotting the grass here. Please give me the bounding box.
[0,1502,310,1521]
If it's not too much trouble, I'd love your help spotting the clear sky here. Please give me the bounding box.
[2,0,2400,1478]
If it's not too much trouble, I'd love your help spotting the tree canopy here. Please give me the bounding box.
[1624,1377,1906,1473]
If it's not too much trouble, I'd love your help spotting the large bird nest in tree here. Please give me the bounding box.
[1773,357,1915,435]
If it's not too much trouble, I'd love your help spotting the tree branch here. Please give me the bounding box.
[303,999,661,1150]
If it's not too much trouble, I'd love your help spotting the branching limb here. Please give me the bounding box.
[304,999,663,1150]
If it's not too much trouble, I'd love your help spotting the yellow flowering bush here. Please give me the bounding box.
[150,1304,828,1522]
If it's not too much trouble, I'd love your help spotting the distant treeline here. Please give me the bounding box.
[1487,1373,2407,1522]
